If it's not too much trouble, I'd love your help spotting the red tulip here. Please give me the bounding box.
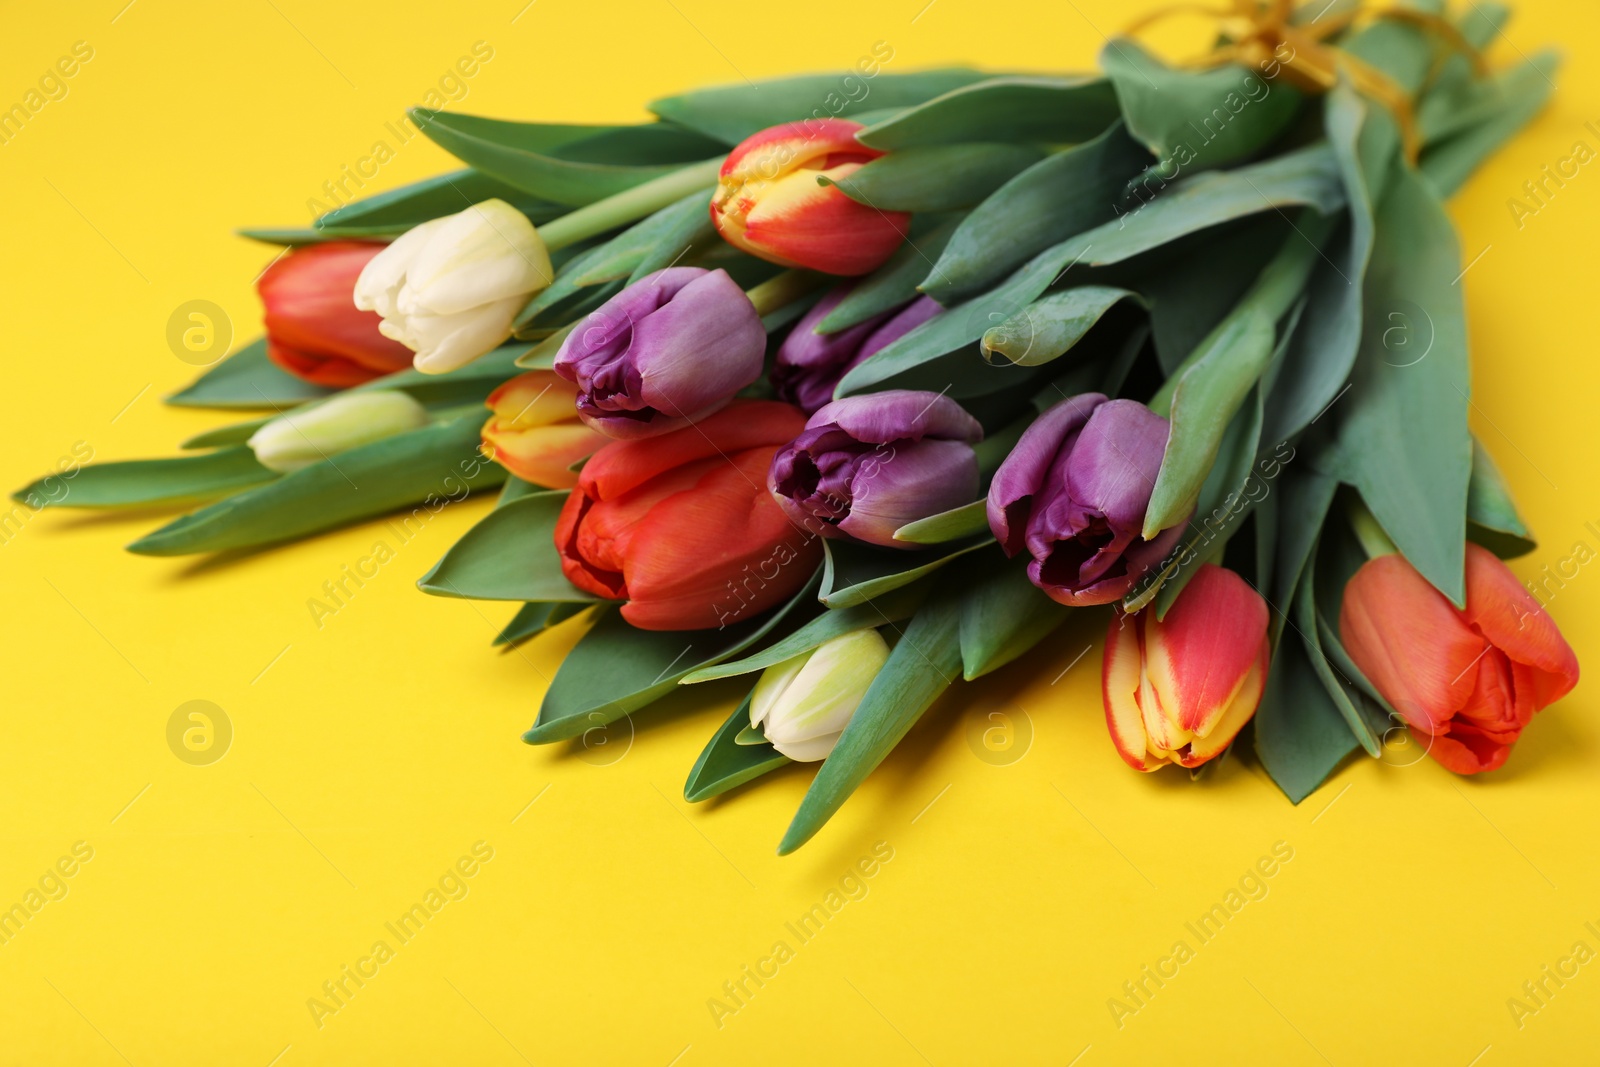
[480,371,609,489]
[258,241,415,387]
[1102,564,1271,771]
[710,118,909,276]
[1340,543,1579,774]
[554,400,821,631]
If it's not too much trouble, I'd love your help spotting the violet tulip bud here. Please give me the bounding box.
[769,389,982,549]
[988,393,1185,606]
[553,267,765,440]
[772,287,942,414]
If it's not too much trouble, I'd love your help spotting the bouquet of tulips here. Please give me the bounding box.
[19,1,1581,853]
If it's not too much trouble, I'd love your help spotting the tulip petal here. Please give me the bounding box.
[354,219,447,318]
[1143,564,1270,736]
[1339,553,1485,734]
[579,400,807,502]
[481,422,606,489]
[1460,543,1580,707]
[837,439,980,548]
[402,200,552,316]
[809,390,983,446]
[986,392,1106,556]
[621,446,821,631]
[1102,611,1160,771]
[1178,639,1268,767]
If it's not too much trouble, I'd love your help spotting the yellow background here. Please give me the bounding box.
[2,1,1596,1063]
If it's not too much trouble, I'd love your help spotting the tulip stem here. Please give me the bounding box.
[1347,497,1400,558]
[745,270,823,317]
[537,157,724,251]
[1147,209,1337,417]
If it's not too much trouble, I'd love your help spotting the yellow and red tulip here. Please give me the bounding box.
[710,118,909,276]
[480,371,609,490]
[1339,543,1579,774]
[1102,564,1271,771]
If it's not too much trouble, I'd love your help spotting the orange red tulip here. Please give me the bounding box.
[1340,543,1579,774]
[554,400,821,631]
[257,241,415,387]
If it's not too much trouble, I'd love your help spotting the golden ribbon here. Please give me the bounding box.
[1123,0,1489,160]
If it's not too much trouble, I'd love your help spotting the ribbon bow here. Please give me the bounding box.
[1124,0,1488,160]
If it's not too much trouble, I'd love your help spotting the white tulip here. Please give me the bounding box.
[248,391,430,473]
[354,199,552,374]
[750,629,890,762]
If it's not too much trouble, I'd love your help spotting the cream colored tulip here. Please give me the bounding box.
[750,629,890,761]
[247,391,429,473]
[353,199,552,374]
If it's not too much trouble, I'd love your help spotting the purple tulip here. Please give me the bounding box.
[769,389,983,549]
[988,393,1187,606]
[771,287,943,414]
[553,267,765,439]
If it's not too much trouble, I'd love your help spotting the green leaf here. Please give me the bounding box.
[981,286,1143,367]
[647,69,994,145]
[126,413,505,556]
[1049,142,1346,274]
[1138,215,1290,375]
[820,535,992,608]
[513,243,614,329]
[1415,5,1514,145]
[1420,52,1561,199]
[417,491,594,602]
[235,228,340,247]
[957,554,1069,680]
[523,572,820,743]
[681,582,925,684]
[892,499,987,545]
[571,188,714,285]
[312,169,565,235]
[823,143,1046,213]
[1467,438,1536,559]
[14,447,277,510]
[165,337,336,410]
[1321,161,1470,606]
[411,110,720,206]
[1144,308,1275,537]
[856,75,1120,150]
[1267,469,1338,645]
[1262,86,1395,445]
[493,601,588,647]
[684,694,790,803]
[1253,628,1360,804]
[815,215,962,333]
[1294,540,1382,757]
[180,416,272,450]
[1101,38,1302,174]
[837,239,1095,397]
[347,342,531,405]
[1145,384,1267,619]
[919,122,1150,303]
[779,590,962,853]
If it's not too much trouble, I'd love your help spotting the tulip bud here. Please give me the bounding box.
[1102,564,1270,771]
[247,391,430,473]
[988,393,1187,606]
[769,389,983,549]
[480,371,610,489]
[1340,543,1579,774]
[772,287,942,413]
[710,118,910,276]
[555,400,822,630]
[258,241,415,387]
[751,629,891,761]
[353,199,552,374]
[552,267,766,440]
